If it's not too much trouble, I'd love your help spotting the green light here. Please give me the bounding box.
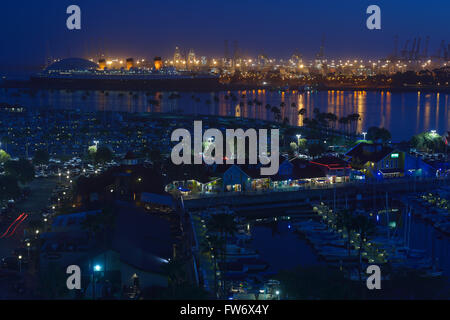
[391,153,399,158]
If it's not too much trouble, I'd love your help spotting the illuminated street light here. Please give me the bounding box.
[26,242,31,258]
[296,134,302,153]
[362,131,367,140]
[94,264,102,272]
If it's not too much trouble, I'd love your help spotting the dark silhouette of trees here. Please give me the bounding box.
[366,127,391,143]
[4,158,35,185]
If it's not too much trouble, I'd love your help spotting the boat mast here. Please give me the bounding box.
[386,192,390,240]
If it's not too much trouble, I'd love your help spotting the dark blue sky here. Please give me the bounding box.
[0,0,448,67]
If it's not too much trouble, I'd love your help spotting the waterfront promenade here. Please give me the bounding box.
[183,176,450,210]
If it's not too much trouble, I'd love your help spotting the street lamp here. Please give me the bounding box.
[362,132,367,140]
[430,130,438,138]
[26,242,31,259]
[296,134,301,154]
[92,264,103,300]
[18,255,22,272]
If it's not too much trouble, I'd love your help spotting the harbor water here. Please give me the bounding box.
[1,88,449,141]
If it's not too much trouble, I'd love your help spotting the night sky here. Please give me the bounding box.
[0,0,448,68]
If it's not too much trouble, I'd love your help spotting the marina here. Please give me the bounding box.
[190,184,450,299]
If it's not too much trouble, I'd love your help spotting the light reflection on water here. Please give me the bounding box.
[1,88,448,141]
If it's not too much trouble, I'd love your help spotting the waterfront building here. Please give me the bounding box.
[345,143,404,179]
[345,142,436,179]
[164,176,222,194]
[222,164,270,192]
[309,156,351,183]
[271,158,327,188]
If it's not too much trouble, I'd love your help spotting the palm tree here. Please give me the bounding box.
[201,235,224,297]
[271,106,281,122]
[1,136,11,152]
[335,209,354,257]
[348,113,361,134]
[207,214,237,249]
[326,113,338,130]
[162,258,187,296]
[302,117,310,127]
[207,214,237,297]
[338,116,349,134]
[298,108,306,116]
[313,107,320,119]
[351,214,376,284]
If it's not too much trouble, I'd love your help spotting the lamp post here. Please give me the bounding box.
[296,134,301,154]
[362,132,367,140]
[93,264,102,300]
[275,290,280,300]
[18,255,22,272]
[26,242,31,259]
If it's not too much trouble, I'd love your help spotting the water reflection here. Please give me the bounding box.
[1,88,448,140]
